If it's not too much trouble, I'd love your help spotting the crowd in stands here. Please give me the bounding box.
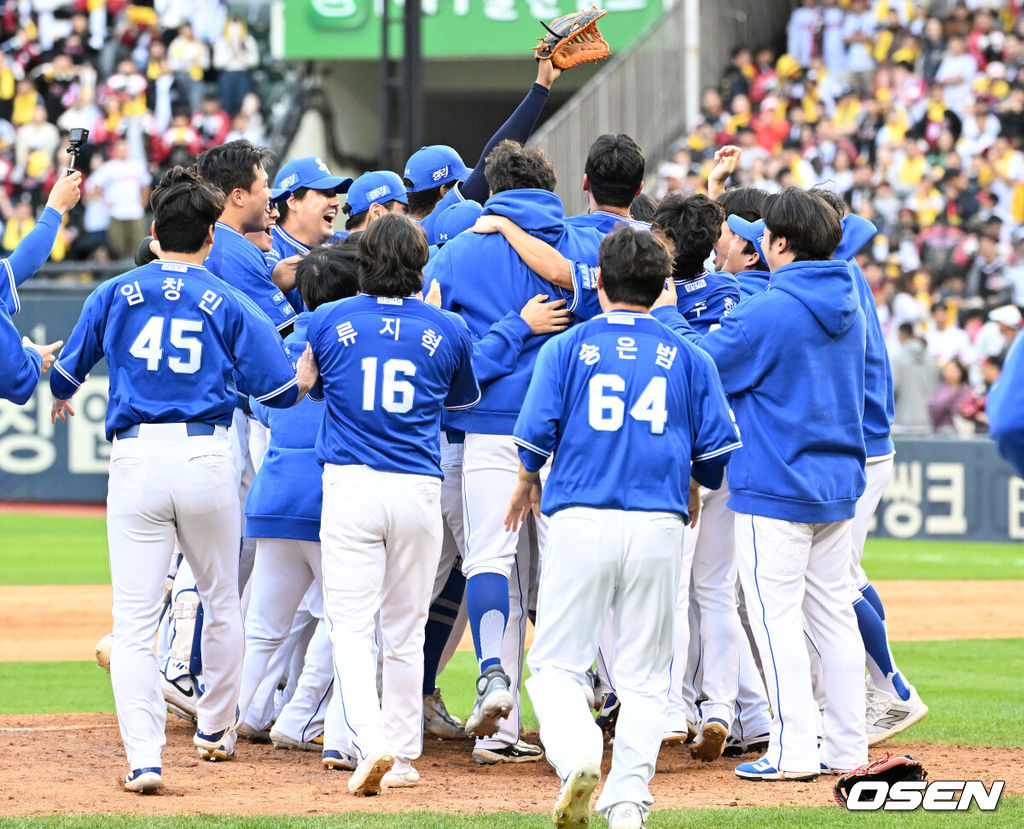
[658,0,1023,438]
[0,0,266,263]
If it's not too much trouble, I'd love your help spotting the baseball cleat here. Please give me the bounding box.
[423,687,467,739]
[123,767,162,794]
[270,726,323,751]
[94,633,112,674]
[322,749,358,771]
[661,721,696,746]
[382,765,420,788]
[464,665,514,739]
[194,726,236,761]
[690,717,729,762]
[348,750,394,796]
[734,756,818,782]
[606,801,644,829]
[237,722,272,744]
[162,675,199,723]
[553,760,601,828]
[723,731,770,757]
[865,685,928,746]
[595,691,620,739]
[472,739,544,765]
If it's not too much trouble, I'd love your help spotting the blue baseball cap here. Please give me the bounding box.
[269,187,291,203]
[435,199,483,244]
[403,145,470,192]
[274,156,353,194]
[727,214,767,263]
[344,171,409,216]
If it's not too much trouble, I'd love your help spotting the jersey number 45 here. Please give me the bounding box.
[129,316,204,374]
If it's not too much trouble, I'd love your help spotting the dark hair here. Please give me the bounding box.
[630,193,657,223]
[599,227,673,307]
[484,140,556,194]
[651,193,725,279]
[295,237,360,311]
[898,322,915,339]
[585,133,645,208]
[404,182,443,218]
[344,201,399,230]
[150,166,224,254]
[810,187,849,220]
[196,139,273,199]
[356,214,427,297]
[762,187,842,261]
[275,185,309,222]
[718,186,769,271]
[944,356,967,382]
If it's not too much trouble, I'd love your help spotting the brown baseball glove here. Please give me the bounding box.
[534,7,610,70]
[834,754,927,806]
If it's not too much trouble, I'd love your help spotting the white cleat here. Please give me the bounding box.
[606,801,644,829]
[552,760,601,828]
[866,685,928,746]
[464,665,514,739]
[348,750,395,796]
[382,765,420,788]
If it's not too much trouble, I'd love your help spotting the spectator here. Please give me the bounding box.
[927,357,970,435]
[787,0,820,69]
[926,300,975,366]
[85,139,149,260]
[935,35,978,117]
[213,16,257,116]
[892,322,941,436]
[191,93,230,150]
[958,352,1005,435]
[167,22,209,115]
[15,104,59,179]
[975,304,1022,361]
[842,0,877,97]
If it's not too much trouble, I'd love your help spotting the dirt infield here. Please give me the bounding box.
[2,579,1021,663]
[0,714,1018,816]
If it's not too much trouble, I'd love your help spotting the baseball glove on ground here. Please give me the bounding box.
[534,7,610,70]
[833,754,927,806]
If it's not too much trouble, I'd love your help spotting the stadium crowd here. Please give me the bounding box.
[658,0,1022,436]
[0,0,265,263]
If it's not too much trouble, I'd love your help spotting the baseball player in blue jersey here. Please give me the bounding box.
[424,141,602,762]
[509,227,739,829]
[653,188,869,780]
[715,187,769,297]
[49,167,318,793]
[306,214,479,795]
[989,333,1024,475]
[564,134,649,235]
[1,298,61,403]
[343,171,409,232]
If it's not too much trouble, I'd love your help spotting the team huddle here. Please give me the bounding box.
[2,56,974,829]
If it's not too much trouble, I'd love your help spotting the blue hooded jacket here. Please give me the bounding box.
[989,336,1024,477]
[658,259,867,523]
[244,313,324,542]
[837,215,894,458]
[424,188,603,434]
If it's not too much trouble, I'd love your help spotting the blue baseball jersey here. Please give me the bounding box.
[206,221,297,332]
[50,260,301,440]
[1,297,42,404]
[306,293,480,477]
[674,270,741,334]
[270,225,311,314]
[565,211,651,235]
[0,206,63,314]
[514,311,741,518]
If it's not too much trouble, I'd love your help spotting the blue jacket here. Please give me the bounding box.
[656,258,867,523]
[1,298,41,404]
[989,336,1024,477]
[736,269,770,298]
[425,188,603,434]
[839,215,894,458]
[564,211,650,235]
[244,313,324,542]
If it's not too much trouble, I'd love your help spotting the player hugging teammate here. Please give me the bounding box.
[2,17,960,829]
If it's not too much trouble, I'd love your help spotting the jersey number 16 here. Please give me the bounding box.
[588,374,667,435]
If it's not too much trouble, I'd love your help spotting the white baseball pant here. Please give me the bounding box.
[320,463,442,765]
[106,423,241,771]
[850,454,895,590]
[735,513,867,774]
[527,508,683,822]
[274,617,334,742]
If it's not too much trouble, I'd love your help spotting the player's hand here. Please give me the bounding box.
[535,56,562,89]
[504,477,542,532]
[51,398,75,423]
[294,343,319,402]
[423,278,442,307]
[468,215,510,235]
[45,171,83,214]
[708,145,741,198]
[651,277,677,311]
[23,337,63,372]
[688,479,702,529]
[519,294,570,335]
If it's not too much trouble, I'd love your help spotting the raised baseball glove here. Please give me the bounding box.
[534,7,610,70]
[833,754,927,806]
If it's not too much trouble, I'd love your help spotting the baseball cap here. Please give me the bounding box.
[344,171,409,216]
[274,156,353,194]
[435,200,483,244]
[404,145,470,192]
[727,214,767,263]
[269,187,291,202]
[989,305,1022,328]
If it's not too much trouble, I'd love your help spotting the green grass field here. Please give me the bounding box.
[1,511,1021,826]
[2,510,1022,584]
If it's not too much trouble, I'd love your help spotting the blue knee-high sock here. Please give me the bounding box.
[422,566,466,694]
[466,572,509,672]
[854,588,909,701]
